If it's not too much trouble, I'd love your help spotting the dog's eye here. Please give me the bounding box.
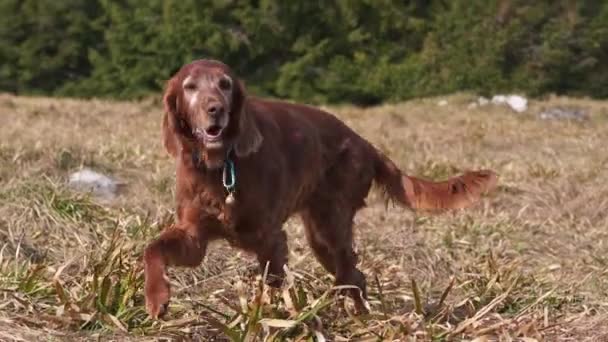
[218,77,232,91]
[180,118,189,130]
[175,117,189,131]
[184,82,197,91]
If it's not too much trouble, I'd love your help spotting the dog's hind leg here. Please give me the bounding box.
[301,200,368,313]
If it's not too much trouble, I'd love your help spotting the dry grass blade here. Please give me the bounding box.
[437,276,455,310]
[374,273,389,319]
[450,276,519,337]
[411,278,424,316]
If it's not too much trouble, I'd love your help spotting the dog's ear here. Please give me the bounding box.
[233,80,263,157]
[161,77,180,158]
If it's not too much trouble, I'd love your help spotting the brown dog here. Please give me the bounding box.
[143,59,498,318]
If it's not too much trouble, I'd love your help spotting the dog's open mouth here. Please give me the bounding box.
[204,125,223,141]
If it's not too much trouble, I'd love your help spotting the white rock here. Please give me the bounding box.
[468,96,490,109]
[506,95,528,113]
[68,168,125,200]
[491,94,528,113]
[491,95,507,105]
[437,100,448,106]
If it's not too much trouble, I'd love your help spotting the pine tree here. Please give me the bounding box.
[0,0,102,95]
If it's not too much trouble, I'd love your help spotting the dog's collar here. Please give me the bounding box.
[191,146,237,203]
[191,145,234,170]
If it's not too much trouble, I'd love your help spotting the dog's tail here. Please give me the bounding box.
[373,150,498,211]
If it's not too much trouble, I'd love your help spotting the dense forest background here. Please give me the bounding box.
[1,0,607,105]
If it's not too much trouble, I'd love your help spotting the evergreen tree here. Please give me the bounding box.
[0,0,607,102]
[0,0,102,95]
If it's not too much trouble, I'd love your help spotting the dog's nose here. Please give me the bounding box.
[207,102,224,117]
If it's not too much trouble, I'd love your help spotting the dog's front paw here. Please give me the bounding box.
[145,274,171,319]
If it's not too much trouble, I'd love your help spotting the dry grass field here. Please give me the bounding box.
[1,92,607,341]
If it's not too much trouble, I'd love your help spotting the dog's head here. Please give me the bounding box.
[162,59,262,169]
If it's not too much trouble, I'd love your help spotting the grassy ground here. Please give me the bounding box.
[1,92,607,341]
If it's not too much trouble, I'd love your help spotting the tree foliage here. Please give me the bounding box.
[1,0,607,103]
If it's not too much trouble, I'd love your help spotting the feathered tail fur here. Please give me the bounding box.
[374,151,498,211]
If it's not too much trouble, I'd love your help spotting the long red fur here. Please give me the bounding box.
[143,59,498,319]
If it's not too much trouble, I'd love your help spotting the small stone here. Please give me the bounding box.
[468,97,490,109]
[68,168,125,200]
[539,106,589,121]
